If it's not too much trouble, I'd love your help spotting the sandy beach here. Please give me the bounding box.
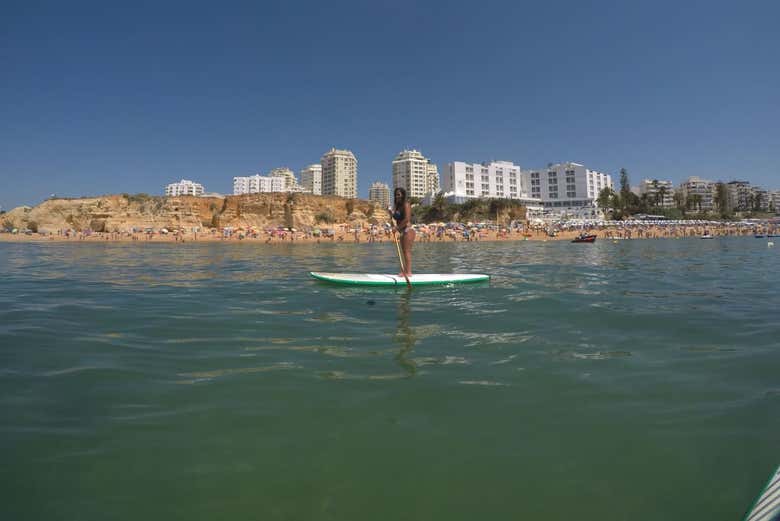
[1,221,775,245]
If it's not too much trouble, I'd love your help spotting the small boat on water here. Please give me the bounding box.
[755,235,766,238]
[572,234,597,243]
[701,235,714,239]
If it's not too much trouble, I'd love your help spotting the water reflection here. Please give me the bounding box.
[394,287,416,377]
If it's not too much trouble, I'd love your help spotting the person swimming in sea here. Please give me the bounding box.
[388,187,415,277]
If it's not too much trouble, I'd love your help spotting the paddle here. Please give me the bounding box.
[391,221,411,287]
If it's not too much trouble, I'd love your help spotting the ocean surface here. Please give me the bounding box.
[1,238,778,520]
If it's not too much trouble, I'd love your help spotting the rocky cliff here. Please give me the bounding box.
[1,193,383,233]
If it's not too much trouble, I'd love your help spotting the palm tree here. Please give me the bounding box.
[597,187,616,215]
[715,182,729,217]
[674,189,686,213]
[651,179,660,207]
[658,185,668,209]
[753,192,763,212]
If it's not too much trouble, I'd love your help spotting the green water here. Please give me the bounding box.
[1,239,778,520]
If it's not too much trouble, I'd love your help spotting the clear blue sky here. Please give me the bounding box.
[1,0,778,209]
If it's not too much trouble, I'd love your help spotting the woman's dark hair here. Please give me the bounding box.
[394,187,407,208]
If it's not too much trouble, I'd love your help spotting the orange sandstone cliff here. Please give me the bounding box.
[1,193,382,233]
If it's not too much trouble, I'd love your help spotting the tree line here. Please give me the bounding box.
[596,169,774,220]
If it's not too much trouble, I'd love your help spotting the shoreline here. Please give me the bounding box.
[0,225,773,245]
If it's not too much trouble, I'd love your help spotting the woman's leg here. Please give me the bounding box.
[401,230,414,275]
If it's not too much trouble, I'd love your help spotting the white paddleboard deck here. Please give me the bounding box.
[310,272,489,286]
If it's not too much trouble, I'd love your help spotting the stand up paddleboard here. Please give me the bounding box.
[310,272,489,286]
[743,464,780,521]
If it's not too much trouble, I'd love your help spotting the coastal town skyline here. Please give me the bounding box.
[2,1,779,211]
[159,149,779,217]
[2,140,779,212]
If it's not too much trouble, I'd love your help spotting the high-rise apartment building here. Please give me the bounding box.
[299,164,322,195]
[392,149,439,198]
[426,163,440,195]
[368,182,391,209]
[165,179,204,197]
[321,148,357,198]
[639,179,675,208]
[524,162,612,211]
[233,175,285,195]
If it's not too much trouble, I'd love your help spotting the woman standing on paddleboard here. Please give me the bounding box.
[389,187,415,277]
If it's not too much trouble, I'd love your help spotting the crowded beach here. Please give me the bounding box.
[2,218,778,244]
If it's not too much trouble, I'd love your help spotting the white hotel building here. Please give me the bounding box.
[165,179,204,197]
[233,175,285,195]
[441,161,541,207]
[526,162,612,213]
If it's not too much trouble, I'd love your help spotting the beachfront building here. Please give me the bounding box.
[165,179,204,197]
[368,182,391,208]
[427,163,440,195]
[299,164,322,195]
[321,148,357,198]
[725,181,770,212]
[752,186,771,212]
[771,191,780,214]
[524,162,613,215]
[726,181,751,212]
[440,160,542,210]
[233,175,285,195]
[639,179,674,208]
[680,176,715,213]
[392,149,439,198]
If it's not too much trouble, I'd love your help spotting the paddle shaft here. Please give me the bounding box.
[392,220,411,287]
